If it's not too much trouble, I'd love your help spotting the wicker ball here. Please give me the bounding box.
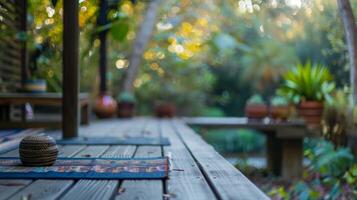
[19,135,58,166]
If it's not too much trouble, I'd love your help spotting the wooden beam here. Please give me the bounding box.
[19,0,28,86]
[62,0,79,138]
[98,0,108,93]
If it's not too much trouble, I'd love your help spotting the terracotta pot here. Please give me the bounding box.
[155,102,176,118]
[93,94,117,118]
[298,101,324,127]
[117,101,135,118]
[245,104,269,119]
[270,105,290,121]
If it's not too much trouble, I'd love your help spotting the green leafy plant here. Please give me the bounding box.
[307,140,354,177]
[270,96,289,106]
[246,94,265,105]
[278,62,335,104]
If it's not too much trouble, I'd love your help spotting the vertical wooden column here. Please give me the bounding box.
[62,0,79,138]
[98,0,108,93]
[19,0,28,86]
[18,0,29,121]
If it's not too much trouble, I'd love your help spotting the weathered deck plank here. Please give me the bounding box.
[8,179,73,200]
[0,180,32,200]
[0,148,18,157]
[73,145,109,158]
[173,120,269,200]
[58,145,86,157]
[161,120,217,200]
[101,145,136,158]
[61,180,119,200]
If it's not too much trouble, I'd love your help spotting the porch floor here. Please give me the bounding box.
[0,118,268,200]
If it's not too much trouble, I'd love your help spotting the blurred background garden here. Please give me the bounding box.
[3,0,357,199]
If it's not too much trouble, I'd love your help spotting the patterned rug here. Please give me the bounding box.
[0,157,169,179]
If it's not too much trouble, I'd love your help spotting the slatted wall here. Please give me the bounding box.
[0,0,26,92]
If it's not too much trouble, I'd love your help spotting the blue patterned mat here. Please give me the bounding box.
[0,157,169,179]
[56,136,170,146]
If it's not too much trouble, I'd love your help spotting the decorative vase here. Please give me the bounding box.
[24,79,47,93]
[155,102,176,118]
[93,93,117,118]
[298,101,324,127]
[19,135,58,166]
[117,101,135,118]
[245,104,269,120]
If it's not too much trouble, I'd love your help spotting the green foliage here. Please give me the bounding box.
[266,140,356,200]
[110,21,129,42]
[270,96,288,106]
[307,141,353,177]
[278,62,335,104]
[117,91,136,103]
[201,129,265,153]
[246,94,265,105]
[200,107,225,117]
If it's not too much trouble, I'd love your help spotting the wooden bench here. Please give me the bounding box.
[0,118,269,199]
[0,93,90,128]
[184,117,312,179]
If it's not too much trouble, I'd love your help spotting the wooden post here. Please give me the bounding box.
[62,0,79,138]
[19,0,28,86]
[98,0,108,93]
[18,0,28,121]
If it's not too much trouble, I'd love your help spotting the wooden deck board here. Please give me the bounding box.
[8,179,73,200]
[173,120,269,200]
[58,145,86,157]
[0,180,32,200]
[61,180,118,200]
[161,120,217,200]
[73,145,109,158]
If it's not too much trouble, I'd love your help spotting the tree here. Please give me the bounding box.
[337,0,357,104]
[122,0,161,92]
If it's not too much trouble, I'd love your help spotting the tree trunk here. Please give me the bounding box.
[337,0,357,104]
[122,0,160,92]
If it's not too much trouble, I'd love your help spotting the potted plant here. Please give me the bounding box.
[278,62,335,127]
[116,91,136,118]
[154,85,177,118]
[155,101,176,118]
[270,95,290,121]
[245,94,269,120]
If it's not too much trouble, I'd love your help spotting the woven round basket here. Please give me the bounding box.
[19,135,58,166]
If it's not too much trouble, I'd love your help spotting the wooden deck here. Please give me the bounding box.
[0,118,269,200]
